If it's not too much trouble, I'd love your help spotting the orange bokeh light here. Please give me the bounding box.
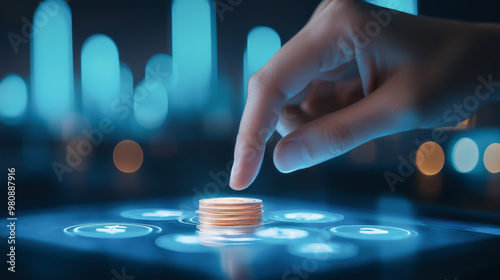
[416,141,445,176]
[484,143,500,174]
[113,140,143,173]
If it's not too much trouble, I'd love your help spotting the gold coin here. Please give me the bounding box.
[197,224,262,232]
[198,219,263,226]
[199,197,262,208]
[199,205,263,213]
[197,211,263,220]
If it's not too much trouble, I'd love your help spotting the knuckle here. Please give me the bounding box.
[248,70,272,98]
[321,118,354,156]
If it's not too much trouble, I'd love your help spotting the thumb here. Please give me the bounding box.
[273,87,414,173]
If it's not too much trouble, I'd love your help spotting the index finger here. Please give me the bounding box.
[229,1,355,190]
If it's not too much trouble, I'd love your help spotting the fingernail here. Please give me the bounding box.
[274,140,310,173]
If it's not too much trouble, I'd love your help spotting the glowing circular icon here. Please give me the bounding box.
[155,233,214,253]
[269,210,344,223]
[121,209,184,220]
[452,138,479,173]
[287,242,358,260]
[113,140,143,173]
[65,223,161,239]
[330,225,413,240]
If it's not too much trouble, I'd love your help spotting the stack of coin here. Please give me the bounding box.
[197,197,263,246]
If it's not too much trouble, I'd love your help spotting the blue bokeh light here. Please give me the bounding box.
[452,138,479,173]
[81,34,121,118]
[244,26,281,100]
[365,0,418,15]
[119,62,134,104]
[0,74,28,124]
[134,80,169,129]
[172,0,216,114]
[31,0,74,123]
[145,53,178,92]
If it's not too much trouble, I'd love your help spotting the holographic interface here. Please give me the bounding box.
[330,225,414,240]
[64,223,162,239]
[269,210,344,223]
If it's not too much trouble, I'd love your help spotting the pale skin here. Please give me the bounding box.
[230,0,500,190]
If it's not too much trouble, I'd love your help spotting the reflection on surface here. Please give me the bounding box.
[65,223,161,238]
[10,197,497,280]
[254,227,329,245]
[220,246,254,280]
[331,225,414,240]
[121,209,184,220]
[256,227,309,239]
[288,242,359,260]
[155,233,214,253]
[269,210,344,223]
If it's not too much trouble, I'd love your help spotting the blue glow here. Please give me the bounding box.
[452,138,479,173]
[145,54,178,91]
[468,227,500,236]
[67,223,160,239]
[176,235,200,244]
[203,74,234,139]
[245,27,281,100]
[288,242,358,260]
[156,234,214,253]
[330,225,413,240]
[198,231,258,245]
[121,209,184,220]
[247,27,281,74]
[242,48,249,104]
[0,74,28,124]
[133,80,168,129]
[114,63,133,129]
[172,0,217,114]
[366,0,418,15]
[269,210,343,223]
[31,0,74,122]
[120,63,133,101]
[256,228,309,239]
[81,34,121,117]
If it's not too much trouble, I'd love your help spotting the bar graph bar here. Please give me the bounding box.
[243,26,281,102]
[0,74,28,125]
[134,80,169,129]
[172,0,217,116]
[145,53,177,92]
[110,62,133,129]
[81,34,121,118]
[366,0,418,15]
[31,0,74,123]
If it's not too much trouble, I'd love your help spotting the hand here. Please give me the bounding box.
[230,0,500,190]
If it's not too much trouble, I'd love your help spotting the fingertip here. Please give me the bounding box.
[273,139,311,173]
[229,180,248,191]
[229,163,252,191]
